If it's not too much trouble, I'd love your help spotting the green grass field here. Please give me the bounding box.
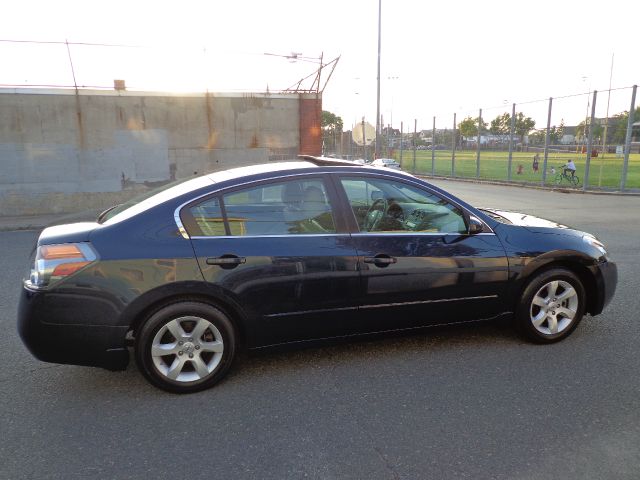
[393,150,640,190]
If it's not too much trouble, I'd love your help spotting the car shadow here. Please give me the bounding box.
[50,319,523,396]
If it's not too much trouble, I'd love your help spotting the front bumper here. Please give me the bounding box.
[17,285,129,371]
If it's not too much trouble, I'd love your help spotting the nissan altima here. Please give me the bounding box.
[18,157,617,393]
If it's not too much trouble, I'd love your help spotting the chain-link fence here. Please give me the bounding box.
[325,86,639,192]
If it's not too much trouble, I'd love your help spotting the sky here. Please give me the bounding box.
[1,0,638,131]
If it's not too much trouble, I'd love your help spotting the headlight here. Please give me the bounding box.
[26,242,97,289]
[582,235,607,256]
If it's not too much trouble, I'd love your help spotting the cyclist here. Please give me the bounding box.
[563,159,577,179]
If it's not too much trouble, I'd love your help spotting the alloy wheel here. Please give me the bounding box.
[150,316,224,383]
[529,280,579,336]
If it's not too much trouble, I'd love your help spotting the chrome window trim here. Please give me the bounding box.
[190,233,350,240]
[174,169,494,239]
[350,232,496,237]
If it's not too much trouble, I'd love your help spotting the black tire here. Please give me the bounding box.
[515,268,586,344]
[571,175,580,186]
[554,173,563,185]
[135,301,236,393]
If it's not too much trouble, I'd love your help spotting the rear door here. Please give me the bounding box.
[184,174,361,347]
[335,174,510,332]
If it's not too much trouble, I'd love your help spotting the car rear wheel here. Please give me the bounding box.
[135,301,236,393]
[515,268,586,343]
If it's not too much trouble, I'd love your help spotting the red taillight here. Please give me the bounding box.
[28,243,97,289]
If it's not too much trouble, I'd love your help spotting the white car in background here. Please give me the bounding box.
[370,158,401,170]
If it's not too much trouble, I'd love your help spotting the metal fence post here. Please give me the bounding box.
[399,121,404,167]
[361,117,367,162]
[542,97,553,185]
[621,85,637,191]
[412,119,417,173]
[507,103,516,181]
[476,108,482,178]
[431,116,436,175]
[584,90,598,190]
[452,113,457,177]
[386,124,390,158]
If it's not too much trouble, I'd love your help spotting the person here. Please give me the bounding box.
[563,159,577,178]
[532,153,540,173]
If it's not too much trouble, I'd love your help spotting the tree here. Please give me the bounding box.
[488,112,535,145]
[321,110,343,132]
[513,112,536,145]
[527,120,565,146]
[610,107,640,144]
[553,119,565,145]
[489,113,511,142]
[321,110,343,154]
[458,116,488,138]
[528,130,546,146]
[575,118,604,143]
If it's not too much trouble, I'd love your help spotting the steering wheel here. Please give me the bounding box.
[364,198,388,231]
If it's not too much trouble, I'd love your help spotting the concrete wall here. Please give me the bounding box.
[0,89,317,215]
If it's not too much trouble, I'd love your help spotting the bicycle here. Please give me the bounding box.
[554,168,579,186]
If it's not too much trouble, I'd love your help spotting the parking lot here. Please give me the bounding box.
[2,179,639,479]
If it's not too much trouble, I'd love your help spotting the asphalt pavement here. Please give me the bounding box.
[1,179,639,479]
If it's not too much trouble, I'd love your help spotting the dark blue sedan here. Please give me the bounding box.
[18,157,617,393]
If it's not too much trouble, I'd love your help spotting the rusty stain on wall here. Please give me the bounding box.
[127,118,145,130]
[205,91,216,149]
[74,93,85,149]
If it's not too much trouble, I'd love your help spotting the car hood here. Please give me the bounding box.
[481,209,586,236]
[38,222,100,245]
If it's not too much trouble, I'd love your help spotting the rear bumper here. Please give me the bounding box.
[591,260,617,316]
[17,285,129,371]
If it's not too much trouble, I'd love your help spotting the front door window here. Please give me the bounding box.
[340,177,467,234]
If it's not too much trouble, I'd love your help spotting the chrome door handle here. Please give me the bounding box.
[363,255,397,266]
[206,256,246,266]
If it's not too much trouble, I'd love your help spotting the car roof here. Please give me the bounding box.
[206,161,315,184]
[103,157,415,225]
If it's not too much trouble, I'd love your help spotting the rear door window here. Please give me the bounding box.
[188,178,337,236]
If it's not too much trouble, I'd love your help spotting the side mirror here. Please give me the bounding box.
[467,215,484,235]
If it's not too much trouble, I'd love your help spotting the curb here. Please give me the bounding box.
[0,223,48,232]
[415,174,640,197]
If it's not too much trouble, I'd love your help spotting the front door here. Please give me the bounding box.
[336,174,509,333]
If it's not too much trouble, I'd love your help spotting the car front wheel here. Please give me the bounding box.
[516,268,586,343]
[135,301,236,393]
